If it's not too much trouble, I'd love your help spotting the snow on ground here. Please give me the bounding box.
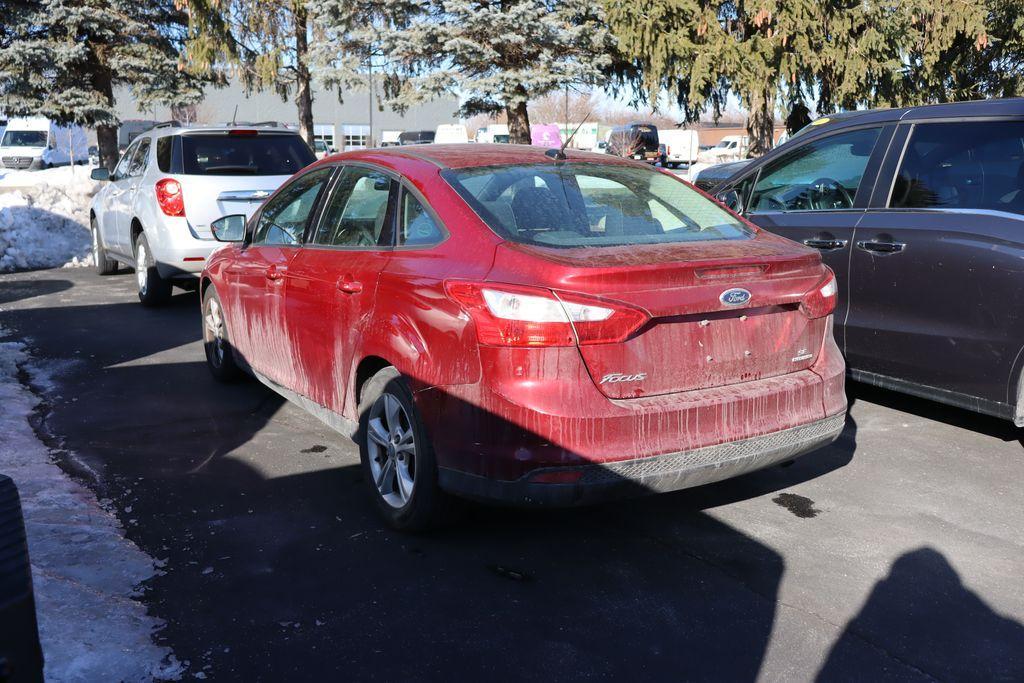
[0,165,97,273]
[0,326,182,682]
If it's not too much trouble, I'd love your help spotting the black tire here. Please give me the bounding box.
[134,232,172,306]
[358,367,449,531]
[202,286,244,382]
[91,216,118,275]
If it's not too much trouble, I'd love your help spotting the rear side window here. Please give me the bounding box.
[180,134,315,176]
[443,162,750,248]
[252,168,332,246]
[398,191,443,246]
[890,121,1024,214]
[312,167,395,247]
[748,127,881,212]
[156,136,173,173]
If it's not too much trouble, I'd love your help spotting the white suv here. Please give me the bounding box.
[89,123,316,305]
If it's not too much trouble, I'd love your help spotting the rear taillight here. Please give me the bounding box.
[801,268,838,318]
[444,282,648,347]
[155,178,185,217]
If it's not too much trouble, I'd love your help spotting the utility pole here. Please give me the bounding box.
[368,56,374,149]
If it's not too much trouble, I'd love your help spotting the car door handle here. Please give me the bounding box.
[265,265,287,280]
[803,238,848,250]
[337,277,363,294]
[857,240,906,254]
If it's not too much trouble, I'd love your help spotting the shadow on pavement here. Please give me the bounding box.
[817,547,1024,681]
[847,380,1022,444]
[0,278,73,305]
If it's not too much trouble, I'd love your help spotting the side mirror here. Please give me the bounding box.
[211,214,247,242]
[716,189,741,212]
[90,168,110,181]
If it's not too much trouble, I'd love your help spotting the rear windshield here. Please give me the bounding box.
[443,162,751,248]
[2,130,46,147]
[180,134,315,175]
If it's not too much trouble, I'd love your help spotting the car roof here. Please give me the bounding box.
[326,143,641,170]
[796,97,1024,138]
[145,123,301,138]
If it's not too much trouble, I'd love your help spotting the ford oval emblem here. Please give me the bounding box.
[720,288,751,306]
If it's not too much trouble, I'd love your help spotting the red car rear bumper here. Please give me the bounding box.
[415,332,847,503]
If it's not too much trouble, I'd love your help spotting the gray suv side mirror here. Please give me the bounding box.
[211,214,247,242]
[716,189,741,212]
[90,168,110,181]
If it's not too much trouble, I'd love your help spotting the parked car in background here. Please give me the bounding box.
[690,159,753,192]
[399,130,436,145]
[697,135,749,164]
[657,128,700,167]
[709,98,1024,423]
[117,119,158,149]
[313,140,334,159]
[607,123,660,163]
[200,144,845,529]
[434,124,469,144]
[475,124,510,144]
[89,122,315,305]
[0,117,89,169]
[88,145,100,166]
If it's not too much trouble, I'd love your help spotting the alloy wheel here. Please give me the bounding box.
[204,297,226,368]
[136,242,148,294]
[366,393,417,508]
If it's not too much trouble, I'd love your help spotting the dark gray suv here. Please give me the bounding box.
[711,98,1024,424]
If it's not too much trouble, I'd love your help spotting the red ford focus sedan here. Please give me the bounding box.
[200,144,846,529]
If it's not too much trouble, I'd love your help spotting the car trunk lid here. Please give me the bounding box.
[489,235,828,399]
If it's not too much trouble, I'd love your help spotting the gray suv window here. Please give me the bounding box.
[890,121,1024,214]
[748,127,881,212]
[127,138,150,177]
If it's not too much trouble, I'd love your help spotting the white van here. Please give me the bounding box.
[0,117,89,170]
[696,135,750,164]
[435,124,469,144]
[657,129,700,167]
[475,124,510,144]
[380,130,402,147]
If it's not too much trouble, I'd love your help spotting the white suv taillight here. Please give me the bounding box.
[445,281,648,347]
[155,178,185,217]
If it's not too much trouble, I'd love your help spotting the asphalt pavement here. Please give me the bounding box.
[2,266,1023,681]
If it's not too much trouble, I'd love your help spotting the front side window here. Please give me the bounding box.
[444,162,750,248]
[890,121,1024,214]
[252,168,332,246]
[398,191,444,246]
[748,127,881,212]
[112,139,140,180]
[312,167,394,247]
[127,138,150,177]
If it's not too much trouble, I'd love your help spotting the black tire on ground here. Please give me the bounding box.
[134,232,172,306]
[202,285,245,382]
[91,216,118,275]
[358,367,450,531]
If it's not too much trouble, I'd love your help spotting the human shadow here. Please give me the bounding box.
[817,548,1024,681]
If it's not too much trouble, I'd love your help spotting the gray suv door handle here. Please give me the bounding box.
[857,240,906,254]
[803,238,848,250]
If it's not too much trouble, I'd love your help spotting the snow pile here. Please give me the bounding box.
[0,328,182,681]
[0,166,98,272]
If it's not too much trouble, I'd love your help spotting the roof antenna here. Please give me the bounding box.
[230,104,238,126]
[546,110,592,161]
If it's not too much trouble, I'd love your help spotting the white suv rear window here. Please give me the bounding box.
[180,134,315,176]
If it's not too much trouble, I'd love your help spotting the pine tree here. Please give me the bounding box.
[605,1,1007,156]
[182,0,323,144]
[0,0,202,169]
[371,0,617,144]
